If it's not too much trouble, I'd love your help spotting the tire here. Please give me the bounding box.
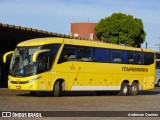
[53,81,62,97]
[156,80,160,87]
[129,82,139,96]
[118,82,129,96]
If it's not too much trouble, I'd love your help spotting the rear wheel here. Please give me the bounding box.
[53,81,62,97]
[118,82,129,96]
[129,82,139,96]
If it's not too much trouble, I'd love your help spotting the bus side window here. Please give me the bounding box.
[144,52,154,65]
[123,51,135,64]
[122,51,135,64]
[41,44,61,68]
[122,51,127,64]
[94,48,107,62]
[110,50,122,63]
[136,52,144,64]
[37,53,48,72]
[77,47,92,61]
[58,45,76,63]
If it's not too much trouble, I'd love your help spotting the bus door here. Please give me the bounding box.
[36,52,51,91]
[41,44,61,90]
[33,44,61,91]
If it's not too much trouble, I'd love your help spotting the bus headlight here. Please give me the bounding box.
[9,80,12,82]
[8,76,41,84]
[29,76,41,83]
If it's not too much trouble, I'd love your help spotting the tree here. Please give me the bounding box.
[95,13,146,47]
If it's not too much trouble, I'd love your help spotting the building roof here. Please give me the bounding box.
[0,23,70,38]
[0,22,84,53]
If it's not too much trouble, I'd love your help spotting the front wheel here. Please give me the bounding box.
[53,81,62,97]
[129,82,139,96]
[118,82,129,96]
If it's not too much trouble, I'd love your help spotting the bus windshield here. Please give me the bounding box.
[10,46,40,77]
[9,44,60,77]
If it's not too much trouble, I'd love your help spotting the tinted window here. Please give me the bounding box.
[58,45,93,63]
[37,44,60,73]
[144,52,154,65]
[44,44,60,66]
[77,47,92,61]
[136,52,144,64]
[58,45,77,63]
[94,48,107,62]
[111,50,122,63]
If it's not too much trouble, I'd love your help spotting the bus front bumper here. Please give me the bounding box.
[8,76,40,91]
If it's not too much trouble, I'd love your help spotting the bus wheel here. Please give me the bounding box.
[53,81,62,97]
[129,82,139,96]
[157,80,160,87]
[118,82,129,96]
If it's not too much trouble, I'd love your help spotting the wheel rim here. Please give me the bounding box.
[123,86,128,94]
[132,86,137,92]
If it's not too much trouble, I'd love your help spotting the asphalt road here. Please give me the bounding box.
[0,88,160,120]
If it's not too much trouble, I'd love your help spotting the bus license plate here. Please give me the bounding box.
[16,86,21,89]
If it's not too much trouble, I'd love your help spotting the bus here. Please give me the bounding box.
[4,37,155,96]
[155,52,160,87]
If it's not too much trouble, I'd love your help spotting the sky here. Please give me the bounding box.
[0,0,160,51]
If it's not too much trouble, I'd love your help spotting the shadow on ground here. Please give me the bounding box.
[17,88,160,97]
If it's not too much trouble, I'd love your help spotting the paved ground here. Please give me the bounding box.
[0,87,160,120]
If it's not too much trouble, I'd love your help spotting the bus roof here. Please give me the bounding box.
[17,37,155,52]
[17,37,64,46]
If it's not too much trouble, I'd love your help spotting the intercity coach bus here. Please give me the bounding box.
[4,37,155,96]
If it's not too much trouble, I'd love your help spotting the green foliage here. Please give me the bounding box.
[95,13,146,47]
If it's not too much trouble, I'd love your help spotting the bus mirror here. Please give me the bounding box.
[3,51,14,63]
[32,49,50,62]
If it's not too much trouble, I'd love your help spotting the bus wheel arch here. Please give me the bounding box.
[118,80,129,96]
[53,79,65,97]
[129,80,139,96]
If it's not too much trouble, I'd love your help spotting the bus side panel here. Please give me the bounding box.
[52,60,155,91]
[51,62,79,91]
[142,76,155,90]
[66,62,121,91]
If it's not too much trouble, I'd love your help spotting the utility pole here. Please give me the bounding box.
[145,42,148,49]
[156,44,160,52]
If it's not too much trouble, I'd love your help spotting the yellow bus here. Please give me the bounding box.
[4,37,155,96]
